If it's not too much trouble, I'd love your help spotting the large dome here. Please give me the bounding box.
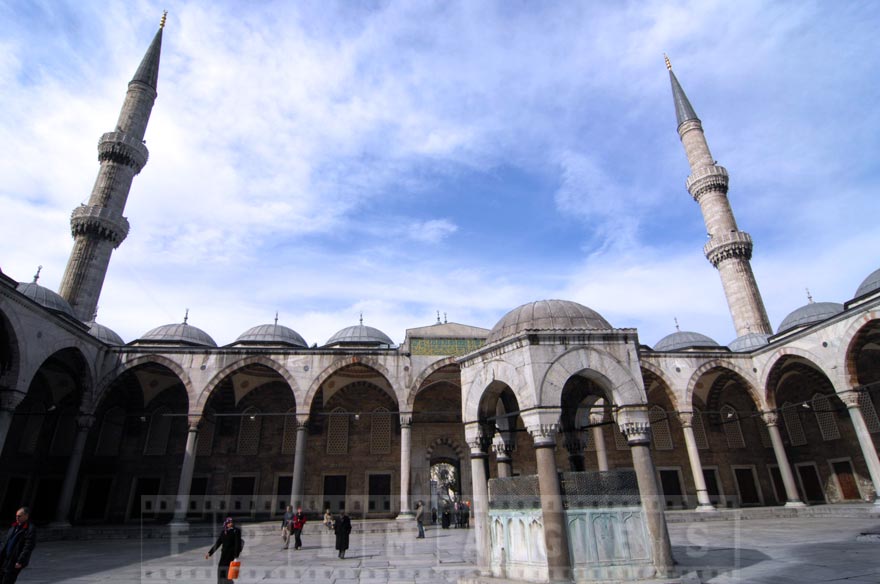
[654,331,720,351]
[235,324,307,348]
[138,322,217,347]
[16,282,75,318]
[728,332,770,352]
[855,267,880,299]
[89,321,124,345]
[325,324,393,347]
[777,302,844,334]
[487,300,611,344]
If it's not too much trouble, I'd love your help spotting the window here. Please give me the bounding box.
[327,407,349,455]
[144,406,172,455]
[649,406,674,450]
[18,404,44,454]
[370,407,391,454]
[812,393,840,441]
[720,405,745,449]
[692,408,709,450]
[196,409,215,456]
[237,407,262,455]
[781,402,807,446]
[281,408,297,455]
[859,391,880,434]
[614,423,630,450]
[95,406,125,456]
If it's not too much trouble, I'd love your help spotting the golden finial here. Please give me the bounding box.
[664,54,672,71]
[160,10,168,29]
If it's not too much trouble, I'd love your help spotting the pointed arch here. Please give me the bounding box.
[88,354,192,415]
[463,359,529,424]
[304,357,397,414]
[195,355,299,415]
[540,346,646,410]
[424,436,467,461]
[685,359,762,411]
[406,356,459,409]
[762,349,835,410]
[838,311,880,387]
[640,361,680,412]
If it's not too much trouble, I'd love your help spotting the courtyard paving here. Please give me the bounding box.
[12,515,880,583]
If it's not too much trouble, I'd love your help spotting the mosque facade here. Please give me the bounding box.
[1,17,879,580]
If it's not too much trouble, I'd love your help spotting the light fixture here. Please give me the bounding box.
[249,414,256,421]
[801,403,811,410]
[726,411,734,419]
[354,414,360,421]
[139,415,147,422]
[46,404,56,413]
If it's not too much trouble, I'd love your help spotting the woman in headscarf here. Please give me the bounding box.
[333,511,352,559]
[205,517,243,583]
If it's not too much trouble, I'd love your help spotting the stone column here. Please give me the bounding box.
[619,412,674,576]
[465,423,491,575]
[171,420,200,523]
[840,391,880,504]
[290,415,309,509]
[564,432,585,471]
[678,412,715,511]
[528,421,571,583]
[492,435,514,478]
[52,414,95,525]
[398,412,413,517]
[591,411,609,471]
[762,412,805,507]
[0,389,25,458]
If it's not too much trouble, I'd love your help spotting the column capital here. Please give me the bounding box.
[464,421,490,456]
[76,413,96,430]
[677,411,694,428]
[491,441,513,461]
[520,408,561,448]
[295,413,309,429]
[187,418,201,432]
[761,411,779,426]
[0,389,27,412]
[838,390,862,409]
[619,421,651,445]
[399,412,413,427]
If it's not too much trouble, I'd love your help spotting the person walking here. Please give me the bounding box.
[0,507,35,584]
[281,505,294,549]
[415,501,425,539]
[205,517,243,584]
[291,506,306,550]
[333,511,352,559]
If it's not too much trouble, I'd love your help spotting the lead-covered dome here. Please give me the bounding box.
[654,331,720,351]
[325,324,393,348]
[855,267,880,299]
[89,321,124,345]
[777,302,843,334]
[235,324,307,348]
[728,332,770,352]
[138,322,217,347]
[487,300,611,344]
[16,282,75,318]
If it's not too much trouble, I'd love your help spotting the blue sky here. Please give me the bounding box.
[1,0,879,347]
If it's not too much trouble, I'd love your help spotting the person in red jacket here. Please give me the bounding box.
[291,507,307,550]
[0,507,35,584]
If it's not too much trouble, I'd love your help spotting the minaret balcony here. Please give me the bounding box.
[704,231,753,266]
[97,132,150,173]
[686,165,728,201]
[70,205,130,246]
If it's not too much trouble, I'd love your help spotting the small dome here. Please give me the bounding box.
[16,282,75,318]
[325,324,393,348]
[728,333,770,352]
[777,302,844,334]
[236,324,307,347]
[139,323,217,347]
[654,331,720,351]
[89,321,125,345]
[855,267,880,299]
[487,299,611,344]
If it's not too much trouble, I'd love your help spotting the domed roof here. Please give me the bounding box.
[654,330,720,351]
[855,267,880,299]
[487,300,611,344]
[16,282,75,318]
[325,324,393,347]
[235,324,307,347]
[777,302,844,334]
[728,332,770,352]
[89,321,125,345]
[139,322,217,347]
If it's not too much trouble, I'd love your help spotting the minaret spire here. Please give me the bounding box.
[667,58,772,336]
[59,17,166,321]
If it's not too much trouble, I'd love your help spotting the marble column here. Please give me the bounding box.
[0,389,25,458]
[398,412,413,517]
[527,421,572,583]
[564,432,585,471]
[762,412,805,507]
[620,416,674,576]
[492,434,514,478]
[466,423,491,575]
[591,411,609,471]
[52,414,94,525]
[171,421,200,523]
[290,415,309,509]
[678,412,715,511]
[840,391,880,504]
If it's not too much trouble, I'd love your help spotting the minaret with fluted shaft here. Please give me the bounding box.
[59,14,165,321]
[666,56,772,337]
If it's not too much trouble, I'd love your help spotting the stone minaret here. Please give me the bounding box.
[59,14,166,321]
[667,56,772,336]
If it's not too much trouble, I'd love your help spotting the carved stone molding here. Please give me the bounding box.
[704,231,754,267]
[527,423,559,448]
[686,165,730,202]
[491,441,513,460]
[399,412,413,427]
[619,421,651,445]
[677,411,694,428]
[839,390,862,409]
[761,411,779,427]
[76,413,96,430]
